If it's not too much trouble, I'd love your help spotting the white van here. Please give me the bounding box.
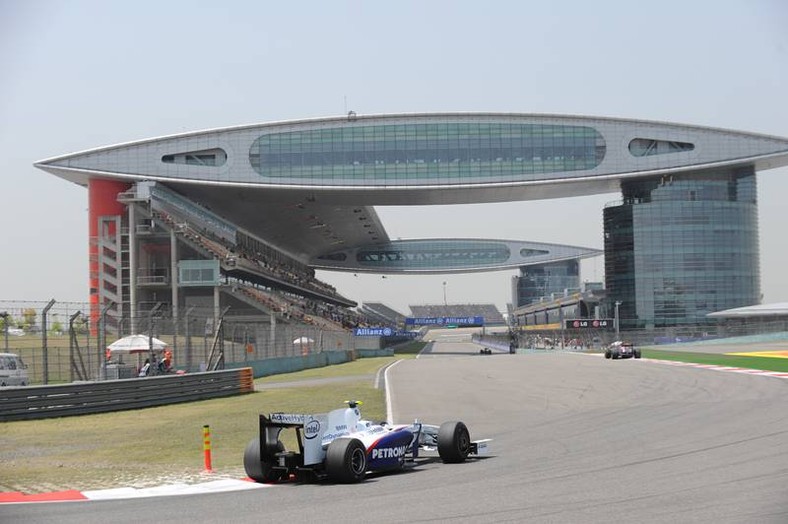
[0,353,29,386]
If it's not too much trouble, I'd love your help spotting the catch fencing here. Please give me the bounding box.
[0,300,355,385]
[490,318,788,351]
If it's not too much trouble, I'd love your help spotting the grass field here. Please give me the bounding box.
[0,355,410,494]
[642,349,788,372]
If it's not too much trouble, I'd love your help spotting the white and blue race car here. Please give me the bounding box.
[243,400,490,483]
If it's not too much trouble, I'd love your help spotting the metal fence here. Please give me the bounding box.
[0,368,255,422]
[505,317,788,350]
[0,299,355,385]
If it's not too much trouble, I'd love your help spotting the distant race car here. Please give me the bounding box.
[605,341,641,360]
[243,400,491,483]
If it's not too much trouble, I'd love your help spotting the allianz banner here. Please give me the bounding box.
[405,316,484,326]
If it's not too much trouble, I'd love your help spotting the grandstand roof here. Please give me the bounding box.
[707,302,788,318]
[35,113,788,270]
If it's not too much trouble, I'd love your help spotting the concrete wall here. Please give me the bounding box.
[225,347,393,378]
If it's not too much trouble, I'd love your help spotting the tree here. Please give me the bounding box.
[22,308,37,330]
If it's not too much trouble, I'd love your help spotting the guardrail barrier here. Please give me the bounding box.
[0,368,254,422]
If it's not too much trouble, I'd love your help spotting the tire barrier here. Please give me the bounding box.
[0,368,254,422]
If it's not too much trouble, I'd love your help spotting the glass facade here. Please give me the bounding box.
[356,240,509,270]
[317,240,513,270]
[249,123,605,183]
[178,259,220,287]
[515,260,580,307]
[604,168,760,328]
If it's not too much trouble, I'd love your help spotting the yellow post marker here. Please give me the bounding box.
[203,425,213,473]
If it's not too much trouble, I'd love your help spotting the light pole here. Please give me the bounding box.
[0,312,8,352]
[99,302,113,380]
[614,301,622,339]
[443,281,447,306]
[42,299,56,385]
[147,302,164,373]
[184,305,195,371]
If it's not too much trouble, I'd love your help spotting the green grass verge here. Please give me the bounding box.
[0,358,398,494]
[393,341,428,355]
[261,356,403,383]
[259,348,422,383]
[642,349,788,372]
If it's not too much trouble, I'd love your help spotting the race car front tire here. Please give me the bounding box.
[326,437,367,483]
[437,421,471,463]
[243,437,284,483]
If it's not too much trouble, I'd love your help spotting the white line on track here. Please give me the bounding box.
[82,478,271,500]
[384,359,403,424]
[575,352,788,379]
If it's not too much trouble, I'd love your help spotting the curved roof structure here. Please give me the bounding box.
[313,238,601,274]
[35,113,788,265]
[707,302,788,318]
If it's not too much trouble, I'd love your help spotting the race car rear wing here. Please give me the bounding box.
[259,412,330,466]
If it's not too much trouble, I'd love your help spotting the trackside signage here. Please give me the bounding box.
[405,316,484,326]
[354,327,394,337]
[563,319,614,329]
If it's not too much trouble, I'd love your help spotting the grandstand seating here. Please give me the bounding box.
[409,304,505,324]
[151,210,372,331]
[362,302,406,327]
[153,211,344,302]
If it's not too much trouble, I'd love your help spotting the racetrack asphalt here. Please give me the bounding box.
[4,340,788,523]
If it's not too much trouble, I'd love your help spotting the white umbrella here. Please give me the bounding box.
[292,336,315,344]
[107,334,168,354]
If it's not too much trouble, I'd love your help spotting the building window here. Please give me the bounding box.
[162,148,227,167]
[249,122,606,182]
[628,138,694,157]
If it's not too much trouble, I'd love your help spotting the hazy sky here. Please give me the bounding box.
[1,0,786,315]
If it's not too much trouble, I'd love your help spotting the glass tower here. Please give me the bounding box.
[514,260,580,307]
[604,167,760,329]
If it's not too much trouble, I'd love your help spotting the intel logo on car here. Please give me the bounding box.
[304,419,321,439]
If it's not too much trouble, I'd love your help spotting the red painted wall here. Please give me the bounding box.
[88,179,129,334]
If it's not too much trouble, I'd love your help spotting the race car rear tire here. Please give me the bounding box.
[326,437,367,483]
[604,351,611,359]
[243,437,284,483]
[437,421,471,463]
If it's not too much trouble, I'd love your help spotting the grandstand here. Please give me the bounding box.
[409,304,505,325]
[104,183,374,335]
[360,303,407,328]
